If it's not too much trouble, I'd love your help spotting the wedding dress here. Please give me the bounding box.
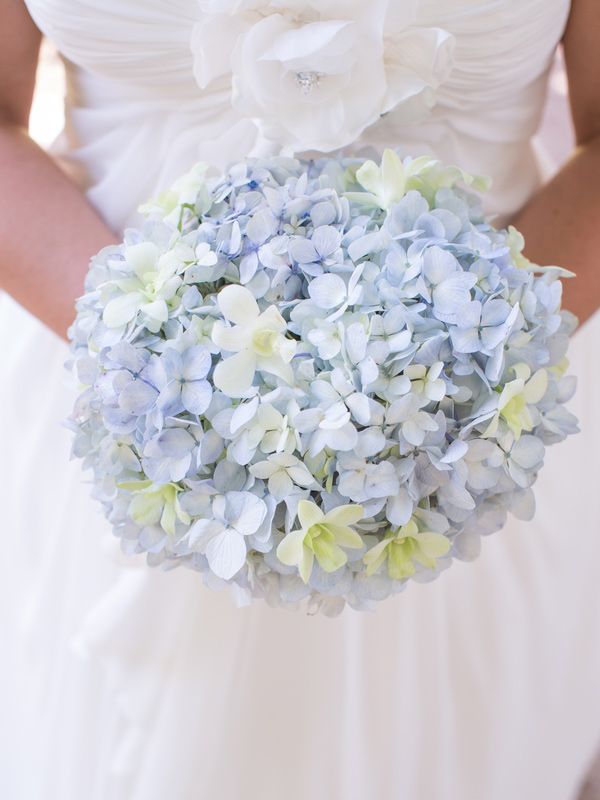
[2,1,600,798]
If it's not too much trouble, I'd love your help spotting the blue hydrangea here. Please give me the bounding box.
[68,149,579,615]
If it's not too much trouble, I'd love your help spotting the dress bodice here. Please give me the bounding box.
[25,0,571,230]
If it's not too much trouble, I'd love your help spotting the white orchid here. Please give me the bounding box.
[139,162,212,222]
[102,242,183,332]
[363,518,450,580]
[482,364,548,440]
[212,285,296,397]
[277,500,364,583]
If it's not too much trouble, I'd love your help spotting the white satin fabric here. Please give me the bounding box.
[2,1,600,798]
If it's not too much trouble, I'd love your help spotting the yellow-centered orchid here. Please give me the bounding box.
[277,500,364,583]
[120,480,190,536]
[363,518,450,580]
[483,363,548,440]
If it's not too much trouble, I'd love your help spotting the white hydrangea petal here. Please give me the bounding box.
[308,274,347,309]
[286,464,314,488]
[188,518,225,550]
[441,439,468,464]
[355,428,386,458]
[482,298,511,327]
[182,346,212,380]
[510,488,536,521]
[118,380,157,414]
[433,274,477,314]
[312,225,341,257]
[288,237,319,264]
[345,392,372,426]
[199,430,224,465]
[402,419,426,446]
[230,396,260,435]
[181,380,212,415]
[511,435,545,469]
[206,529,247,580]
[293,408,323,433]
[268,470,294,501]
[386,489,414,526]
[249,460,278,480]
[225,491,267,536]
[422,246,458,283]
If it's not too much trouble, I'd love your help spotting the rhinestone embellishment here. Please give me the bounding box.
[295,71,322,95]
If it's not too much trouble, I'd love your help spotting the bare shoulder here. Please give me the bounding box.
[0,1,41,126]
[563,0,600,145]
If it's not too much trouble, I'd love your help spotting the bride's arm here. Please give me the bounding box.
[0,1,116,338]
[512,0,600,326]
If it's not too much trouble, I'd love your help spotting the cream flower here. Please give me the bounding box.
[363,518,450,580]
[212,284,296,397]
[191,2,455,153]
[102,242,184,332]
[483,363,548,440]
[277,499,364,582]
[122,480,191,536]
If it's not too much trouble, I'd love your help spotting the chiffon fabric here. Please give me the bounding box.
[2,0,600,798]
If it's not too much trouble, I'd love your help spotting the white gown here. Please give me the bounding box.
[2,1,600,798]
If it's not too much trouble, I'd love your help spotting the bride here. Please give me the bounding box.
[1,1,599,798]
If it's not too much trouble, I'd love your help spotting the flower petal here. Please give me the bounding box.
[224,491,267,536]
[328,524,364,550]
[269,470,294,501]
[308,274,347,309]
[206,529,247,580]
[118,379,157,414]
[182,346,212,380]
[211,320,249,353]
[181,379,212,415]
[249,460,278,480]
[103,292,142,328]
[277,528,308,567]
[297,499,324,530]
[524,369,548,404]
[217,284,259,325]
[510,435,545,469]
[324,503,364,528]
[213,350,257,397]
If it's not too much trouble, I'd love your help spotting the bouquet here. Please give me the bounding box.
[68,150,578,615]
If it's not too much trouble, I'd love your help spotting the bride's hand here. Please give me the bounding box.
[512,0,600,327]
[0,0,117,339]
